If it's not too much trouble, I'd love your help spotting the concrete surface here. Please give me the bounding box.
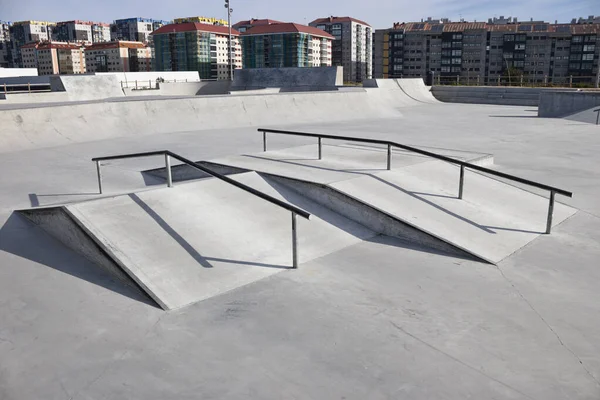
[0,87,599,399]
[209,145,575,263]
[21,172,374,310]
[396,78,439,104]
[50,74,124,101]
[232,66,343,90]
[564,105,600,125]
[538,90,600,117]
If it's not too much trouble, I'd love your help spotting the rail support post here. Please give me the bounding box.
[96,161,103,194]
[318,137,322,160]
[387,144,392,170]
[165,154,173,188]
[263,131,267,152]
[458,165,465,199]
[595,109,600,125]
[546,191,555,234]
[291,212,298,269]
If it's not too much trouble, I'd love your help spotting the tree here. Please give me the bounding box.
[502,67,526,86]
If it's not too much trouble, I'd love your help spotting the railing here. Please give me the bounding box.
[595,108,600,125]
[258,128,573,234]
[2,82,51,94]
[92,150,310,269]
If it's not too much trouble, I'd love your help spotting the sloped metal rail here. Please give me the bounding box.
[258,128,573,234]
[92,150,310,269]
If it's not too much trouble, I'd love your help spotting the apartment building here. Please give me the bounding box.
[240,23,333,68]
[52,20,111,45]
[0,21,10,67]
[309,16,372,82]
[152,22,241,79]
[373,18,600,86]
[233,19,282,33]
[21,41,86,75]
[85,41,151,72]
[111,18,169,43]
[9,21,55,67]
[174,17,228,26]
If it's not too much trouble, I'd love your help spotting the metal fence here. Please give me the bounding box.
[433,74,600,88]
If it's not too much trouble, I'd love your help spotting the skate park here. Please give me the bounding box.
[1,73,600,399]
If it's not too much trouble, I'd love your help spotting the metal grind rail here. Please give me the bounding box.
[258,128,573,234]
[92,150,310,269]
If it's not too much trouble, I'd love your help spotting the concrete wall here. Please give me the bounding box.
[538,91,600,117]
[432,86,578,106]
[0,67,38,77]
[97,71,201,88]
[50,75,124,100]
[0,89,403,153]
[232,67,343,90]
[0,91,70,104]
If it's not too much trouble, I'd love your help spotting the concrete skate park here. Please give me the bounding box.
[1,70,600,399]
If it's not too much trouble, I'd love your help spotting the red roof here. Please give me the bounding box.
[242,23,334,39]
[21,41,83,50]
[85,41,147,50]
[310,16,371,27]
[152,22,240,36]
[233,18,282,29]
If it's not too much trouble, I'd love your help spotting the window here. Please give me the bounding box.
[582,54,594,61]
[583,45,595,52]
[452,33,462,40]
[515,44,525,50]
[571,36,583,43]
[581,63,592,70]
[451,49,462,56]
[441,66,450,72]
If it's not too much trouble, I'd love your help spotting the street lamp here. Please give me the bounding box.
[225,0,234,81]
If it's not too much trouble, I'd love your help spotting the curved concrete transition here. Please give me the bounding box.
[1,74,600,400]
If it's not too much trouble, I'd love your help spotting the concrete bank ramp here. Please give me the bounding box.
[206,144,576,264]
[563,105,600,124]
[20,172,374,310]
[50,75,124,101]
[395,79,439,104]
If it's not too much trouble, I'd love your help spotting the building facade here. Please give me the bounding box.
[21,41,86,75]
[85,41,151,73]
[9,21,55,67]
[309,16,372,82]
[233,19,282,33]
[152,22,242,79]
[174,17,228,26]
[240,23,333,69]
[111,18,169,43]
[373,18,600,86]
[0,21,10,67]
[52,20,112,45]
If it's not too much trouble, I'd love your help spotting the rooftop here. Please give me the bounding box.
[242,22,335,39]
[21,41,83,50]
[390,20,600,33]
[85,40,147,50]
[152,22,240,36]
[310,16,371,27]
[233,18,284,28]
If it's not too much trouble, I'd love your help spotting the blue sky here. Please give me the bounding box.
[0,0,597,28]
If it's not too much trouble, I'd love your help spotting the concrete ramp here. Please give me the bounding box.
[206,145,576,264]
[395,79,439,104]
[564,105,600,124]
[49,75,124,101]
[20,172,374,310]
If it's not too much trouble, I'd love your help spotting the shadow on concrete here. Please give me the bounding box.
[128,193,290,270]
[365,234,481,263]
[489,115,538,118]
[0,212,159,308]
[368,175,496,234]
[28,193,99,208]
[128,193,214,269]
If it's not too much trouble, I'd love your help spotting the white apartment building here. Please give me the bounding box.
[85,41,152,73]
[0,21,10,67]
[52,20,112,45]
[10,21,55,67]
[21,41,86,75]
[310,16,373,82]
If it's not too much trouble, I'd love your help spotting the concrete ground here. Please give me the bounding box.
[1,98,599,399]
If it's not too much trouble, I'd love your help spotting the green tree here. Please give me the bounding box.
[502,67,526,86]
